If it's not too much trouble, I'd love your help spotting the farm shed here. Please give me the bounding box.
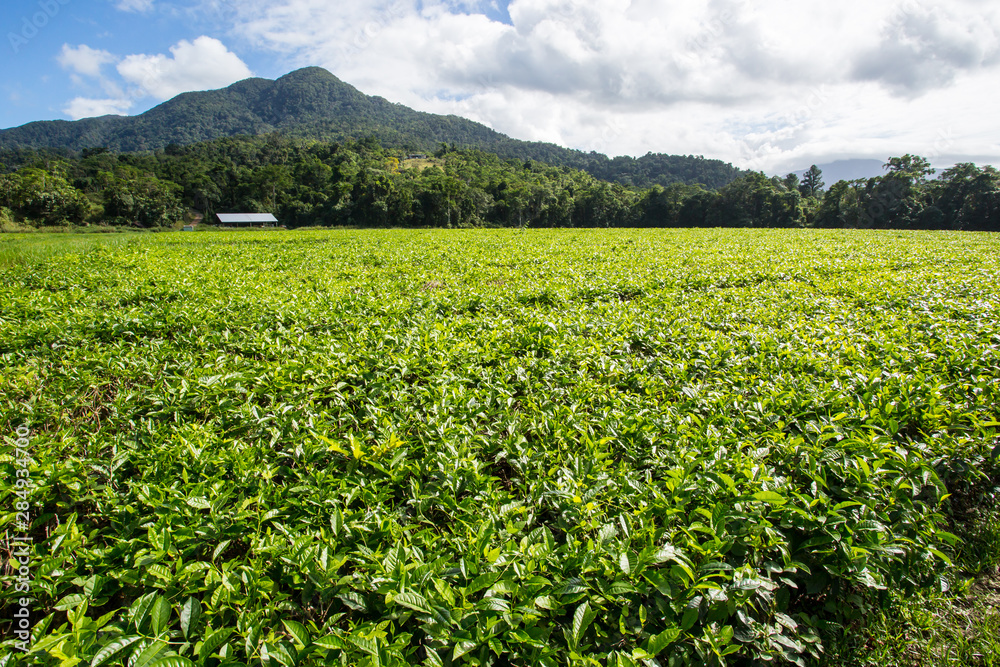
[216,213,278,228]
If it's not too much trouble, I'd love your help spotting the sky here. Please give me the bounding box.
[2,0,999,175]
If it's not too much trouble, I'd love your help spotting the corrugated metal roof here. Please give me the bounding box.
[216,213,278,223]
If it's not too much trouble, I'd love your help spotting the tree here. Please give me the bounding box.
[706,173,805,228]
[816,180,866,228]
[885,154,934,180]
[0,166,91,226]
[182,172,222,218]
[9,131,1000,232]
[677,190,716,227]
[863,155,935,228]
[99,166,185,228]
[578,182,636,228]
[934,163,1000,231]
[250,165,293,213]
[799,165,824,198]
[637,183,707,227]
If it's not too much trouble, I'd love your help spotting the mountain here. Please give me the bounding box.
[0,67,743,189]
[0,68,501,153]
[789,159,886,184]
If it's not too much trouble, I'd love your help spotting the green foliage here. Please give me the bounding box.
[1,228,998,666]
[817,158,1000,232]
[0,139,647,229]
[929,163,1000,232]
[0,67,743,191]
[0,233,129,267]
[98,166,185,228]
[708,173,805,228]
[0,165,91,226]
[0,65,996,232]
[800,166,825,199]
[0,205,29,233]
[2,144,999,231]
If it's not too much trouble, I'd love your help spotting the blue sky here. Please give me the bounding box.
[2,0,288,125]
[2,0,998,174]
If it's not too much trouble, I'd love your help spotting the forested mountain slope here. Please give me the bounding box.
[0,67,743,189]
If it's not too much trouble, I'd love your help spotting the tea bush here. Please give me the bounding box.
[1,229,998,666]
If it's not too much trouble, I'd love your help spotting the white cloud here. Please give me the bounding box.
[63,97,133,120]
[216,0,999,170]
[84,0,1000,171]
[116,36,253,100]
[851,2,1000,95]
[115,0,155,13]
[57,44,116,78]
[59,37,252,122]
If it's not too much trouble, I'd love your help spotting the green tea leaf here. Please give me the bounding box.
[90,635,142,667]
[393,591,433,615]
[146,658,194,667]
[130,640,167,667]
[752,491,787,505]
[572,601,596,649]
[148,597,171,636]
[282,619,311,647]
[179,597,200,640]
[645,626,681,656]
[197,627,233,660]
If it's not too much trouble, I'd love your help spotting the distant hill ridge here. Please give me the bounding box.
[0,67,744,189]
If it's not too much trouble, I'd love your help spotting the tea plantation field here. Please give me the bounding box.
[1,229,999,666]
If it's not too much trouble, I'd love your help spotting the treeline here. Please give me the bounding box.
[0,136,642,229]
[484,140,745,189]
[1,136,998,231]
[0,67,744,191]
